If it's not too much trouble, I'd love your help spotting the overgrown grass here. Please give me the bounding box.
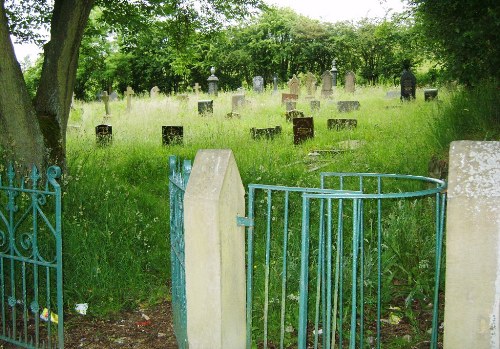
[57,83,497,337]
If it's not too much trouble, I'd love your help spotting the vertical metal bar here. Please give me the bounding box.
[55,180,64,349]
[298,195,311,349]
[34,252,40,347]
[246,187,255,349]
[279,191,290,349]
[314,197,324,349]
[325,198,333,349]
[349,199,360,349]
[263,190,273,349]
[359,199,365,348]
[0,258,4,336]
[376,177,382,349]
[431,192,446,348]
[333,198,344,348]
[22,262,27,343]
[8,168,17,342]
[46,266,51,348]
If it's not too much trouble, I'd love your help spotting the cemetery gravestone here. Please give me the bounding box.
[95,124,112,145]
[327,118,357,130]
[400,69,416,101]
[102,91,110,115]
[198,100,214,115]
[252,76,264,93]
[337,101,360,113]
[305,72,317,96]
[293,117,314,144]
[286,109,305,122]
[281,93,298,105]
[330,59,338,87]
[232,95,245,110]
[321,71,333,97]
[385,91,400,99]
[344,71,355,93]
[424,88,438,101]
[288,74,300,96]
[194,83,201,95]
[207,67,219,96]
[310,100,320,112]
[162,126,183,145]
[273,74,278,93]
[250,126,282,140]
[285,101,297,111]
[124,86,134,111]
[109,91,118,101]
[150,86,160,98]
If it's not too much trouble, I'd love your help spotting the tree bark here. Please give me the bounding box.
[0,0,45,168]
[35,0,95,169]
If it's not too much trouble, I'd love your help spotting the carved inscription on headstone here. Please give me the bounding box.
[293,117,314,144]
[95,124,112,145]
[400,69,416,101]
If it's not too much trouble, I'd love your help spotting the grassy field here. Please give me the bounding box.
[60,83,497,346]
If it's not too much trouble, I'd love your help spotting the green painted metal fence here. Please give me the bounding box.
[245,173,446,348]
[168,156,191,349]
[0,164,63,349]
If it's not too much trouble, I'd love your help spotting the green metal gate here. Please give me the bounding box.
[0,164,63,349]
[168,156,191,348]
[244,173,446,349]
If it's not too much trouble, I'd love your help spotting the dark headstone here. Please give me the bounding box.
[400,69,416,101]
[252,76,264,93]
[162,126,183,145]
[424,88,438,101]
[293,117,314,144]
[327,119,357,130]
[285,101,297,111]
[250,126,282,140]
[285,109,305,122]
[337,101,360,113]
[310,100,320,111]
[95,124,112,145]
[198,100,214,115]
[282,93,298,104]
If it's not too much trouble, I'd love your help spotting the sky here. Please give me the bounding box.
[13,0,406,63]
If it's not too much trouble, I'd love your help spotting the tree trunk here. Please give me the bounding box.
[0,0,45,169]
[35,0,95,169]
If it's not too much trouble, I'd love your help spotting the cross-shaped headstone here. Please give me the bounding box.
[124,86,134,111]
[194,83,201,95]
[304,72,317,96]
[102,91,110,115]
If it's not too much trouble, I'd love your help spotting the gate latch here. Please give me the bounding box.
[236,216,254,227]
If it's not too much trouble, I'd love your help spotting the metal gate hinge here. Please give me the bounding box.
[236,216,254,227]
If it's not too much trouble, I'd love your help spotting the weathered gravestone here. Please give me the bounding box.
[337,101,360,113]
[286,109,305,122]
[321,71,333,98]
[252,76,264,93]
[95,124,112,145]
[400,69,416,101]
[193,83,201,95]
[150,86,160,98]
[250,126,282,140]
[102,91,110,115]
[281,93,298,105]
[273,74,278,93]
[327,118,357,130]
[198,100,214,115]
[344,71,355,93]
[285,101,297,111]
[424,88,438,101]
[288,74,300,96]
[310,100,320,112]
[305,72,317,96]
[109,91,118,101]
[293,117,314,144]
[207,67,219,96]
[124,86,134,112]
[330,59,338,87]
[162,126,183,145]
[232,95,245,110]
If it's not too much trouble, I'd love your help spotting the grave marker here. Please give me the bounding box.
[250,126,282,140]
[198,100,214,115]
[124,86,134,111]
[95,124,112,145]
[193,83,201,95]
[337,101,360,113]
[424,88,438,101]
[102,91,110,115]
[150,86,160,98]
[207,67,219,96]
[385,91,400,99]
[321,71,333,98]
[288,74,300,96]
[109,91,118,101]
[400,69,416,101]
[252,76,264,93]
[327,118,357,130]
[232,95,245,110]
[281,93,298,105]
[285,101,297,111]
[305,72,317,96]
[293,117,314,144]
[310,100,320,112]
[273,74,278,93]
[286,109,305,122]
[162,126,183,145]
[344,71,355,93]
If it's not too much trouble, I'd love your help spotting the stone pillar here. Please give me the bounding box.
[184,149,246,349]
[444,141,500,349]
[207,67,219,96]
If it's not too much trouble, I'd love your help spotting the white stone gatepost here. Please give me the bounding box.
[444,141,500,348]
[184,149,246,349]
